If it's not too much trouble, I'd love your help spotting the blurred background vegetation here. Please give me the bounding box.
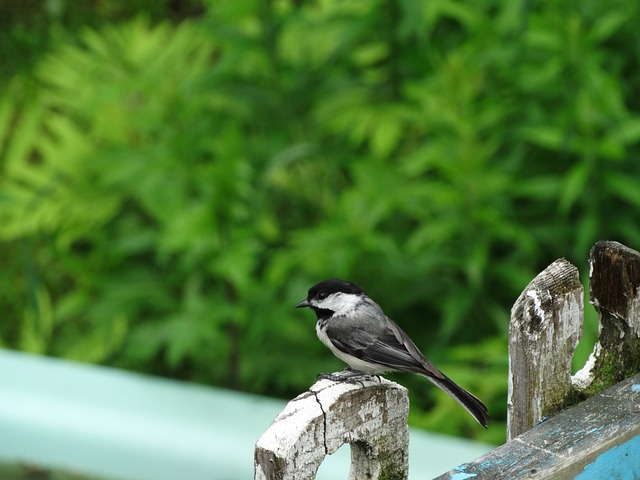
[1,0,640,445]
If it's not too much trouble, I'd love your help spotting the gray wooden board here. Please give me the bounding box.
[435,373,640,479]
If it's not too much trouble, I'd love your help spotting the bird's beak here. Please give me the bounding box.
[295,299,310,309]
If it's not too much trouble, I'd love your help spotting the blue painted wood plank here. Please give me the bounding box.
[575,435,640,480]
[435,374,640,479]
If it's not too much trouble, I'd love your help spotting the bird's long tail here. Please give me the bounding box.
[421,372,489,428]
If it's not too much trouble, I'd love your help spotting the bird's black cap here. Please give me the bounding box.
[295,279,366,309]
[307,279,366,298]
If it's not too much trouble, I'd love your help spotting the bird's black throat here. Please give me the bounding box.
[311,307,334,321]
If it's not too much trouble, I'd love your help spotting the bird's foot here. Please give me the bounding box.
[318,368,381,386]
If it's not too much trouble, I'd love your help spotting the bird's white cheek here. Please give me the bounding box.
[323,294,361,316]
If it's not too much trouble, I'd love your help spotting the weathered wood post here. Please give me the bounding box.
[508,240,640,440]
[507,258,583,440]
[254,377,409,480]
[435,240,640,479]
[574,240,640,393]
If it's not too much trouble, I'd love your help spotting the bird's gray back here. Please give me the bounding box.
[323,298,433,374]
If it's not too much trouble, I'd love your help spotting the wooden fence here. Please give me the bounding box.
[255,240,640,479]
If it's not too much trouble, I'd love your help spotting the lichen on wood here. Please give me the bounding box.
[573,241,640,396]
[508,258,583,440]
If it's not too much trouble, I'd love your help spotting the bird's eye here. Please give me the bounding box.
[317,292,327,300]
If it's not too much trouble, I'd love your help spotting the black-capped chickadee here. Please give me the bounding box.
[296,279,489,428]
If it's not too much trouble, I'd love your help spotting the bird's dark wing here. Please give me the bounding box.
[325,308,490,428]
[330,324,419,369]
[325,308,441,377]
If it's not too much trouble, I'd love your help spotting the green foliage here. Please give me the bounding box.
[2,0,640,440]
[0,0,205,81]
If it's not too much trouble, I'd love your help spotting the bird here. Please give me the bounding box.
[295,278,489,428]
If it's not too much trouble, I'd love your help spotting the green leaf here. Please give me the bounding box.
[522,125,565,150]
[559,163,589,214]
[589,9,631,43]
[606,171,640,208]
